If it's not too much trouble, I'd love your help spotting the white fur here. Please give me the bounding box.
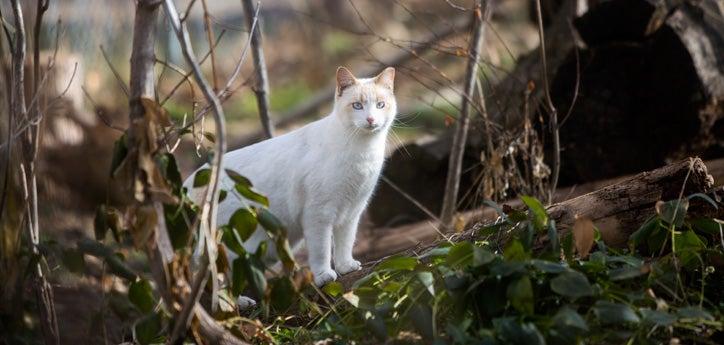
[183,68,396,286]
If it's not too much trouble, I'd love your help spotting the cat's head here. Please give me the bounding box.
[333,66,397,133]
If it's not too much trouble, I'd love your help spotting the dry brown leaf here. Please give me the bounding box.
[572,215,595,258]
[454,214,466,233]
[131,205,157,248]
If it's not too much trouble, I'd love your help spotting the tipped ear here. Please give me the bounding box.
[336,66,357,96]
[374,67,395,91]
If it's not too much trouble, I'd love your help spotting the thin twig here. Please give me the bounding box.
[241,0,274,138]
[534,0,560,204]
[440,1,492,231]
[100,45,130,97]
[163,0,228,338]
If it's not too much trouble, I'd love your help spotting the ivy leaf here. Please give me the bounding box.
[257,207,283,236]
[677,306,714,321]
[550,271,593,300]
[447,241,474,267]
[521,195,548,230]
[473,246,495,267]
[322,281,344,297]
[506,275,534,315]
[129,279,155,313]
[231,257,248,296]
[269,276,295,311]
[493,317,545,345]
[530,259,567,273]
[229,208,258,242]
[376,256,418,271]
[592,301,640,324]
[656,199,688,227]
[416,271,435,296]
[221,225,246,256]
[235,183,269,207]
[192,168,211,187]
[134,312,164,345]
[550,306,588,344]
[504,239,529,261]
[641,309,676,326]
[225,169,253,186]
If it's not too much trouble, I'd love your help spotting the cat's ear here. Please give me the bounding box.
[336,66,357,96]
[373,67,395,91]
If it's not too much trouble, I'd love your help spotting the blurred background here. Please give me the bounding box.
[1,0,723,342]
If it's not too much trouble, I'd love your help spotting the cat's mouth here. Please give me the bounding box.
[364,124,381,131]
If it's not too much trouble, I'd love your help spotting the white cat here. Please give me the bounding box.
[184,66,397,286]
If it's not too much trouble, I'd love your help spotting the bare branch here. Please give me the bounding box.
[162,0,228,334]
[533,0,560,203]
[440,1,492,231]
[242,0,274,138]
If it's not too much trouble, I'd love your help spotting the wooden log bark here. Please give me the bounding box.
[545,157,716,247]
[341,157,721,290]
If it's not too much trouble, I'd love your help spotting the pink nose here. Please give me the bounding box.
[366,116,375,125]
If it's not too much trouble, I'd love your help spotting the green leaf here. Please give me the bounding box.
[192,168,211,187]
[493,317,545,345]
[134,312,163,345]
[269,276,295,311]
[552,306,588,331]
[687,193,718,209]
[376,256,418,271]
[629,216,659,250]
[245,256,267,300]
[530,259,567,273]
[225,169,253,186]
[235,183,269,207]
[447,241,474,267]
[504,239,529,261]
[506,275,534,315]
[690,218,722,236]
[473,246,495,267]
[158,153,182,193]
[609,265,648,281]
[410,304,434,340]
[641,309,676,326]
[521,195,548,230]
[676,306,714,321]
[110,134,128,177]
[275,236,296,272]
[550,306,588,344]
[129,279,155,313]
[218,189,228,202]
[231,257,247,296]
[221,225,246,256]
[257,207,283,236]
[656,199,688,227]
[416,271,435,296]
[592,301,640,324]
[550,271,593,299]
[322,281,343,297]
[420,246,451,259]
[229,208,258,242]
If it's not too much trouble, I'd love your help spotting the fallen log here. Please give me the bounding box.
[339,157,722,290]
[544,157,717,247]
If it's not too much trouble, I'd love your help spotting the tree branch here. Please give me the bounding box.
[440,1,492,231]
[241,0,274,139]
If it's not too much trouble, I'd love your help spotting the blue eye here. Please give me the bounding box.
[376,101,385,109]
[352,102,363,110]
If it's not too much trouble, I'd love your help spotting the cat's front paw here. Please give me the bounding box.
[313,268,338,287]
[335,259,362,275]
